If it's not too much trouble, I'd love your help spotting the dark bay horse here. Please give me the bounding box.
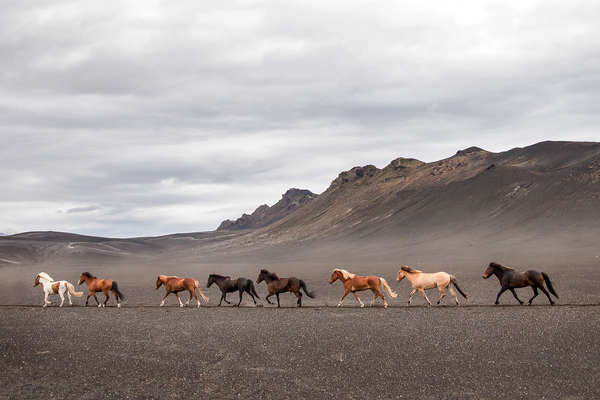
[155,275,209,308]
[78,272,125,308]
[482,262,558,305]
[256,269,315,307]
[206,274,260,306]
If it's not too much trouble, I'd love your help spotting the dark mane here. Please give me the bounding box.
[209,274,230,280]
[81,271,95,278]
[489,262,513,271]
[260,269,280,280]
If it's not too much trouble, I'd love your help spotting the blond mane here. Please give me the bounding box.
[37,272,54,282]
[400,265,423,273]
[334,268,356,280]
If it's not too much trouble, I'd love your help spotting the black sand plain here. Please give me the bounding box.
[2,259,600,399]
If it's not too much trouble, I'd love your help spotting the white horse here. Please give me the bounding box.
[34,272,83,307]
[397,266,468,306]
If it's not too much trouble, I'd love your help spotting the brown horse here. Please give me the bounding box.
[155,275,209,308]
[482,262,559,305]
[329,268,397,308]
[256,269,314,307]
[78,272,125,308]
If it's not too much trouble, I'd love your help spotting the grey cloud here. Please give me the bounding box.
[1,1,599,236]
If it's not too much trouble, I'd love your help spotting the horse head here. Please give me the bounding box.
[78,272,93,285]
[155,275,165,289]
[397,269,406,282]
[482,263,497,279]
[206,274,215,288]
[329,269,342,284]
[33,274,40,287]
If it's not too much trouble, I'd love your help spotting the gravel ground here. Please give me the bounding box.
[1,304,599,399]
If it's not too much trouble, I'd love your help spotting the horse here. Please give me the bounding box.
[328,268,397,308]
[34,272,83,307]
[256,269,315,307]
[206,274,260,306]
[78,272,126,308]
[396,266,468,306]
[482,262,559,305]
[155,275,209,308]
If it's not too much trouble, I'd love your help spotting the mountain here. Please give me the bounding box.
[2,140,599,264]
[217,188,317,230]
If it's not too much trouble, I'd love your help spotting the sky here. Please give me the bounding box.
[1,1,599,237]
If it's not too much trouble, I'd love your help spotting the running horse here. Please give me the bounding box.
[206,274,260,306]
[482,262,559,305]
[78,272,126,308]
[397,266,468,306]
[34,272,83,307]
[329,268,398,308]
[256,269,315,307]
[155,275,209,307]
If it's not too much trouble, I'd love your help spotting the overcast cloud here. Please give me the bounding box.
[1,1,599,237]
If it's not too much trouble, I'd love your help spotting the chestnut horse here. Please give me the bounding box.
[78,272,125,308]
[482,262,559,305]
[256,269,314,307]
[329,268,397,308]
[155,275,209,308]
[397,266,468,306]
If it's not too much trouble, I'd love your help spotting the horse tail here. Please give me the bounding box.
[299,280,315,298]
[379,277,398,298]
[194,280,209,303]
[248,280,261,299]
[111,281,126,302]
[450,275,468,299]
[542,272,559,298]
[66,281,83,297]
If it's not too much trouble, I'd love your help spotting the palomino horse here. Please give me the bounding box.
[482,262,558,305]
[155,275,209,307]
[206,274,260,306]
[78,272,125,308]
[329,268,397,308]
[256,269,314,307]
[396,266,468,306]
[34,272,83,307]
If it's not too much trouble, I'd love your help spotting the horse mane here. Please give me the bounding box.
[333,268,355,279]
[209,274,230,280]
[490,262,513,271]
[260,269,280,280]
[81,271,96,279]
[37,272,54,282]
[401,265,422,273]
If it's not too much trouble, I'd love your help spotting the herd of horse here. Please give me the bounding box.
[32,262,559,308]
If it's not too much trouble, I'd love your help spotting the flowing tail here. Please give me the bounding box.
[450,276,468,298]
[66,281,83,297]
[541,272,559,298]
[194,280,209,302]
[299,280,315,298]
[111,281,126,302]
[248,281,261,299]
[379,277,398,298]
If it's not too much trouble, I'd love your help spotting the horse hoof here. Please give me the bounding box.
[494,302,499,305]
[98,304,102,308]
[117,304,121,308]
[337,303,342,307]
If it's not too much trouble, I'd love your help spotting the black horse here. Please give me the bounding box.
[206,274,260,306]
[482,262,559,305]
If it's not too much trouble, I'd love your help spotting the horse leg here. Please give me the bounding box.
[237,289,243,307]
[509,288,523,305]
[276,293,281,308]
[193,290,200,308]
[185,290,192,306]
[67,289,72,306]
[160,292,170,306]
[528,287,539,305]
[495,288,507,305]
[265,294,273,305]
[103,291,110,307]
[175,293,183,308]
[246,288,257,305]
[43,291,49,307]
[85,293,91,307]
[370,290,377,307]
[93,293,100,306]
[338,289,350,307]
[223,293,231,304]
[437,287,446,305]
[418,289,432,307]
[376,288,387,308]
[58,289,65,307]
[295,290,303,307]
[408,288,417,305]
[538,285,555,306]
[448,286,459,305]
